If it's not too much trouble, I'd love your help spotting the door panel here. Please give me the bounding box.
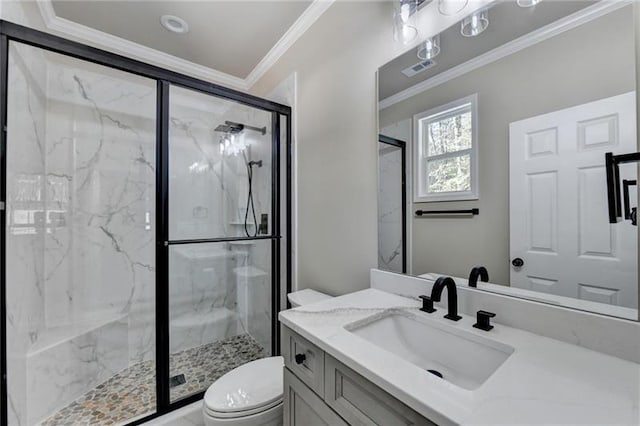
[166,85,276,403]
[5,41,157,426]
[510,92,637,307]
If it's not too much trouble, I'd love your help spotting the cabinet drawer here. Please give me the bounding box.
[282,326,325,397]
[284,368,348,426]
[324,355,435,426]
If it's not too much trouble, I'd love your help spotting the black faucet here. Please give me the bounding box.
[430,276,462,321]
[468,266,489,288]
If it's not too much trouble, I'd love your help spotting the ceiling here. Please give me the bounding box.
[379,0,599,100]
[50,0,313,80]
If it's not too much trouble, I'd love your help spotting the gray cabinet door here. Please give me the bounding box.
[282,325,325,397]
[324,355,435,426]
[284,367,348,426]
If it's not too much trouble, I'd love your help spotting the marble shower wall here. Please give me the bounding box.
[168,87,273,359]
[5,41,47,426]
[169,86,272,241]
[378,143,404,273]
[4,41,276,425]
[6,43,156,425]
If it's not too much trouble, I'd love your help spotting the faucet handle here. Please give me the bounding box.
[418,295,436,313]
[473,310,496,331]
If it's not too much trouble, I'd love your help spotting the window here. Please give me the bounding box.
[413,94,478,202]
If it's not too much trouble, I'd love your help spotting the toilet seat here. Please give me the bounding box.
[204,397,282,419]
[204,356,284,420]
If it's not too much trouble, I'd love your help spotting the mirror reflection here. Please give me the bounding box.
[377,0,638,319]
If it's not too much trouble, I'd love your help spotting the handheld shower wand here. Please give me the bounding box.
[214,120,267,237]
[243,152,262,237]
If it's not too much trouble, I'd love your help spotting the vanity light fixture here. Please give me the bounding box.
[438,0,468,16]
[417,34,441,60]
[393,0,419,45]
[517,0,541,7]
[461,9,489,37]
[160,14,190,34]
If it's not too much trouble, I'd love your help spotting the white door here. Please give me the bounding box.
[509,92,637,308]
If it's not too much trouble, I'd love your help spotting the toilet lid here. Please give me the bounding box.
[204,356,284,414]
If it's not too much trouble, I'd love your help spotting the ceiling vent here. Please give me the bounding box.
[402,59,436,77]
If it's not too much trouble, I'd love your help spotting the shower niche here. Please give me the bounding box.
[1,23,290,426]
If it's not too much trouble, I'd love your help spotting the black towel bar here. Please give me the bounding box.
[415,208,479,216]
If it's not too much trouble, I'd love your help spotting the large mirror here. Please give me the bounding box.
[377,0,639,320]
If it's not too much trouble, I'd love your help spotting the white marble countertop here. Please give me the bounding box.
[279,288,640,426]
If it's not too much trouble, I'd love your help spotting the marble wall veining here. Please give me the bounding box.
[5,40,277,425]
[379,121,411,275]
[5,41,47,426]
[377,143,404,273]
[167,88,274,400]
[168,86,273,241]
[6,42,157,425]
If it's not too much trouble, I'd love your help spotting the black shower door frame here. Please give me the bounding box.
[379,134,407,274]
[0,20,292,426]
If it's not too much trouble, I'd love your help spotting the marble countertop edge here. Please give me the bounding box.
[279,288,640,426]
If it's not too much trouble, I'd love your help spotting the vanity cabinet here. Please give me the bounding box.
[284,368,348,426]
[282,325,436,426]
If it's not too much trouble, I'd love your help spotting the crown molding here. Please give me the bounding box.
[379,0,630,110]
[245,0,335,88]
[36,0,334,92]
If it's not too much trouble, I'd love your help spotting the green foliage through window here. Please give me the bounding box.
[420,103,473,195]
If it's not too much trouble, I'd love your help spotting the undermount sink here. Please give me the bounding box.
[346,311,514,390]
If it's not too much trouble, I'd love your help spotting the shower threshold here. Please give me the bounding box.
[40,334,265,426]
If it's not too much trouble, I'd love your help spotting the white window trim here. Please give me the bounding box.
[413,93,479,203]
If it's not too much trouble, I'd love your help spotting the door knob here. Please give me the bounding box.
[512,257,524,267]
[294,353,306,364]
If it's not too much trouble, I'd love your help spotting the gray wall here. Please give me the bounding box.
[380,7,635,285]
[250,1,484,295]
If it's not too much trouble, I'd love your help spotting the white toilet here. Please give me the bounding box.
[203,289,331,426]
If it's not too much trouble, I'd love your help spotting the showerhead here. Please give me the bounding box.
[214,120,266,135]
[215,120,267,157]
[214,122,243,134]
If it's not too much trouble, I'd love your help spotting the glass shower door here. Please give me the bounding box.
[5,42,157,426]
[378,136,407,274]
[167,85,276,402]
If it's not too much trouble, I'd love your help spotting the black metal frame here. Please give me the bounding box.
[378,135,407,274]
[415,208,480,216]
[606,151,640,223]
[623,179,637,221]
[0,20,292,426]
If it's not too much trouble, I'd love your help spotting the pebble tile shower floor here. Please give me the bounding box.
[40,334,266,425]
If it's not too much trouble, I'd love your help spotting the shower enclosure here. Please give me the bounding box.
[0,21,291,426]
[378,135,407,274]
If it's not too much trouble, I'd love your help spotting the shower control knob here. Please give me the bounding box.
[294,353,306,365]
[512,257,524,268]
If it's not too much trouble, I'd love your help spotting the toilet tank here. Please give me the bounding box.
[287,289,331,308]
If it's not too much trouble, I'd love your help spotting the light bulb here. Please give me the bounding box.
[438,0,469,16]
[417,34,440,60]
[517,0,540,7]
[461,9,488,37]
[393,0,418,45]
